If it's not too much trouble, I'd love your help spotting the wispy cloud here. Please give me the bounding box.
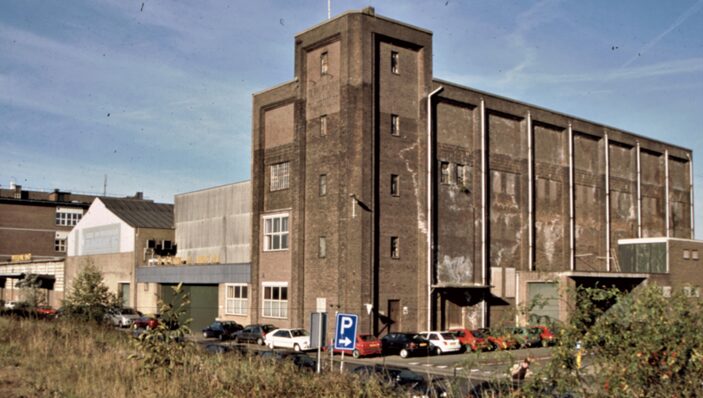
[621,0,703,68]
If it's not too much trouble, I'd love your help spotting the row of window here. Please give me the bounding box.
[56,211,82,226]
[683,249,700,260]
[54,238,66,252]
[224,283,287,318]
[440,161,470,187]
[320,49,399,76]
[263,213,400,259]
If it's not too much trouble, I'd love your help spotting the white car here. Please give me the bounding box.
[419,331,462,355]
[264,328,311,352]
[105,308,142,327]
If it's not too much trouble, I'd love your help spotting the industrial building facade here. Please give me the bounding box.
[249,8,694,335]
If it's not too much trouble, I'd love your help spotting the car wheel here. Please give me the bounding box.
[219,334,225,341]
[203,332,208,338]
[434,347,442,356]
[400,349,409,358]
[256,337,264,346]
[352,349,360,359]
[267,342,275,349]
[293,344,301,352]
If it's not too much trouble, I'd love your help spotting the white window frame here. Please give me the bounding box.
[391,51,399,74]
[391,114,400,136]
[225,283,248,316]
[320,114,328,136]
[262,282,288,319]
[270,162,290,191]
[263,213,289,252]
[321,51,329,75]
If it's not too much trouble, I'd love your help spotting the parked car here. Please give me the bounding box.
[231,324,277,345]
[35,306,57,317]
[473,328,518,350]
[132,315,160,330]
[105,307,142,327]
[330,334,382,358]
[353,364,449,397]
[202,321,244,340]
[259,350,317,371]
[511,327,542,348]
[534,325,556,346]
[264,328,311,351]
[380,333,431,358]
[449,328,490,352]
[419,331,462,355]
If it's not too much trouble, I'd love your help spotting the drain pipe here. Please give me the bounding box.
[480,99,487,328]
[427,85,443,331]
[689,153,695,239]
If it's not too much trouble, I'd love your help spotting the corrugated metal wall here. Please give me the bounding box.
[175,181,251,264]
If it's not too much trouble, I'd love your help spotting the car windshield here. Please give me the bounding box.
[262,325,276,333]
[291,329,309,337]
[452,330,465,337]
[472,330,487,338]
[441,333,456,340]
[359,335,378,342]
[121,308,138,315]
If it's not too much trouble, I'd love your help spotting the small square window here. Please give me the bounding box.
[270,162,290,191]
[321,51,329,75]
[391,51,399,74]
[693,250,699,260]
[391,114,400,136]
[684,249,691,260]
[319,174,327,196]
[320,115,328,136]
[390,236,400,259]
[390,174,399,197]
[440,161,450,184]
[319,236,327,258]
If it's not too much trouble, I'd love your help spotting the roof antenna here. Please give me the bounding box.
[103,174,107,196]
[327,0,331,19]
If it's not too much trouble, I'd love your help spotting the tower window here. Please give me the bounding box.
[391,237,400,259]
[319,236,327,258]
[321,51,329,75]
[390,174,399,196]
[320,115,328,136]
[319,174,327,196]
[391,114,400,136]
[391,51,399,74]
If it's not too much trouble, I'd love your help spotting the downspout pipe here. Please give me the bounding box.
[480,99,487,328]
[427,86,443,331]
[605,133,611,271]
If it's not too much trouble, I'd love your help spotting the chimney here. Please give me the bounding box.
[134,192,144,200]
[13,185,24,199]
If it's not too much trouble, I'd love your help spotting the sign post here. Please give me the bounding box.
[334,313,358,372]
[310,312,327,374]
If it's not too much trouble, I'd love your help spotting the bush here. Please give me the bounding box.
[62,261,119,322]
[522,284,703,397]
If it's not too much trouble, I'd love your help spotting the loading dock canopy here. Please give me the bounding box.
[136,263,250,284]
[433,284,490,306]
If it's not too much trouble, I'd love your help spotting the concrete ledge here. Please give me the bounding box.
[136,263,250,284]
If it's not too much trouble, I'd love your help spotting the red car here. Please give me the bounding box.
[535,325,556,346]
[448,328,490,352]
[473,328,518,350]
[331,334,382,358]
[132,316,159,330]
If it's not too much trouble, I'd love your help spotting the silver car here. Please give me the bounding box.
[105,308,142,327]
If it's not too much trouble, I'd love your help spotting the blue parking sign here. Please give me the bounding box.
[334,313,358,351]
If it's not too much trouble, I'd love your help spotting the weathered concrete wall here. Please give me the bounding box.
[640,150,666,237]
[175,181,251,264]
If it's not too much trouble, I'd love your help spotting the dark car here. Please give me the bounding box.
[511,327,542,348]
[353,365,448,397]
[380,333,431,358]
[259,350,317,372]
[202,321,243,340]
[231,323,277,345]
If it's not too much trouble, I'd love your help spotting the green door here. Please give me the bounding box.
[160,284,218,332]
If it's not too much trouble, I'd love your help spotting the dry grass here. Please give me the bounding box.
[0,318,399,398]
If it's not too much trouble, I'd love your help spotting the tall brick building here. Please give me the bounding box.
[249,8,694,334]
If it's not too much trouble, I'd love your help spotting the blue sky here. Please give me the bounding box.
[2,0,702,233]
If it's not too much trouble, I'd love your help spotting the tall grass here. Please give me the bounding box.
[0,318,397,397]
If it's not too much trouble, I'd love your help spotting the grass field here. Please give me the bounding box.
[0,317,399,397]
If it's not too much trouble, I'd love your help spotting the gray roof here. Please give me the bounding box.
[100,197,174,229]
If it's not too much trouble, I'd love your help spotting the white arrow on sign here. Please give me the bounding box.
[339,336,352,346]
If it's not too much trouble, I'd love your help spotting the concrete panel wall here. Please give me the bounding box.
[669,156,692,238]
[640,150,666,237]
[175,181,252,264]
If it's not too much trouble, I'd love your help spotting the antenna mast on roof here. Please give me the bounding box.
[103,174,107,196]
[327,0,331,19]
